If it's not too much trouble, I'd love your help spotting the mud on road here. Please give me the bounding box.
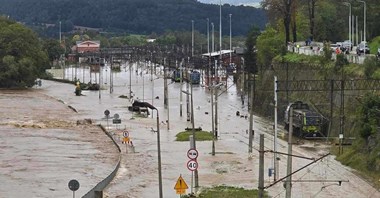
[0,90,119,197]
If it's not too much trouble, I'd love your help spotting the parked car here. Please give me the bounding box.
[356,42,370,55]
[342,40,352,51]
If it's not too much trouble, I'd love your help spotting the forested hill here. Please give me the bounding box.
[0,0,266,36]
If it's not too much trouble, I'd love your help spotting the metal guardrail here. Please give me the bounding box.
[82,124,121,198]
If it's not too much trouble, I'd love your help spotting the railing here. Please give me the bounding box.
[82,124,121,198]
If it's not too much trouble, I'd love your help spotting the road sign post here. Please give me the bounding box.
[187,159,198,171]
[104,110,110,129]
[187,148,198,160]
[174,175,188,195]
[186,148,199,194]
[68,179,80,198]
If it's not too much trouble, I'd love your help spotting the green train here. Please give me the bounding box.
[284,101,323,138]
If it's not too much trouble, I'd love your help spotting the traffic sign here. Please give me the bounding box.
[122,137,130,144]
[187,148,198,160]
[104,110,110,117]
[123,131,129,137]
[68,179,80,191]
[114,113,119,119]
[174,175,188,195]
[112,118,121,124]
[187,159,198,171]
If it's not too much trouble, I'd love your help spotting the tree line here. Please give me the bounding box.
[0,0,266,38]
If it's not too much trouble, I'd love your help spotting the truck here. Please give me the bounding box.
[284,101,323,138]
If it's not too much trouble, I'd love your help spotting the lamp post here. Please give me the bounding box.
[229,14,232,64]
[357,0,366,51]
[219,0,222,84]
[207,18,210,54]
[192,20,194,57]
[211,23,215,53]
[140,102,163,198]
[343,2,351,45]
[154,107,163,198]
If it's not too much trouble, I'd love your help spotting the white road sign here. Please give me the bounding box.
[187,148,198,160]
[123,131,129,137]
[187,159,198,171]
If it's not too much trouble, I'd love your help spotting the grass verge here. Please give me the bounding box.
[180,186,269,198]
[176,131,214,141]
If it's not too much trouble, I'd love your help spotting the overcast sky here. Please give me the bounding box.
[197,0,262,7]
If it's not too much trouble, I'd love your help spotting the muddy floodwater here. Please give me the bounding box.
[1,62,379,198]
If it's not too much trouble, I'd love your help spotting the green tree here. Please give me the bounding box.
[256,27,284,68]
[358,93,380,143]
[244,26,261,73]
[42,38,64,66]
[0,17,49,88]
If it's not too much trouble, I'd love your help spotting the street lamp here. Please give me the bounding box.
[343,2,351,45]
[136,102,163,198]
[229,14,232,64]
[211,22,215,53]
[357,0,366,51]
[207,18,210,54]
[191,20,194,57]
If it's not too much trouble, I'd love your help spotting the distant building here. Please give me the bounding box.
[72,40,100,53]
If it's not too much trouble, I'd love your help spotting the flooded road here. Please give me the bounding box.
[1,62,378,198]
[0,90,119,197]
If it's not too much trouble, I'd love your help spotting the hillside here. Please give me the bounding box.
[0,0,266,36]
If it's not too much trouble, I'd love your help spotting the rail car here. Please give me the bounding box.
[172,69,201,84]
[171,69,181,82]
[185,70,201,84]
[284,101,323,138]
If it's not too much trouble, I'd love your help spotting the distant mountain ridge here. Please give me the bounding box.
[197,0,262,7]
[0,0,266,36]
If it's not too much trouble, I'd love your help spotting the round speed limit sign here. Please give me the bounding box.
[187,159,198,171]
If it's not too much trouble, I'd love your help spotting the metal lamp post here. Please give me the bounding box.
[211,23,215,53]
[207,18,210,54]
[141,102,163,198]
[229,14,232,64]
[154,107,163,198]
[192,20,194,57]
[343,2,351,45]
[357,0,366,54]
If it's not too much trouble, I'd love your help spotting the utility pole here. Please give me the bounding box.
[211,86,215,156]
[248,80,254,153]
[214,85,219,139]
[258,134,264,198]
[129,57,132,100]
[180,59,183,117]
[190,81,199,188]
[164,58,168,108]
[192,20,194,57]
[211,23,214,53]
[207,18,210,54]
[218,0,222,85]
[285,107,293,198]
[229,14,232,64]
[274,76,279,181]
[186,68,190,121]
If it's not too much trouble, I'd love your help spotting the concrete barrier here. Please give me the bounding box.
[82,124,121,198]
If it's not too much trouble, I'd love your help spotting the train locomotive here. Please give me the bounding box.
[284,101,323,138]
[171,69,201,84]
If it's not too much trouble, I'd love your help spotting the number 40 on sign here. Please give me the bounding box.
[187,159,198,171]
